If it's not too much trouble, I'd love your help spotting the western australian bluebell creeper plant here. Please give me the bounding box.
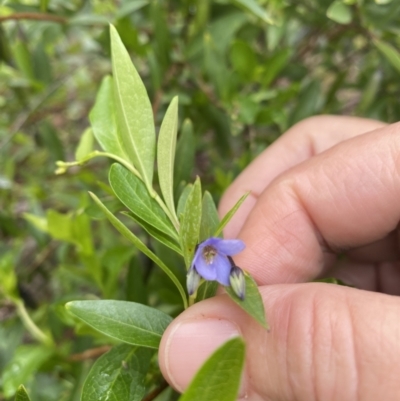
[53,25,268,401]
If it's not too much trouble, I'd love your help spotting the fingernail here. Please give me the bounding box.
[163,319,242,393]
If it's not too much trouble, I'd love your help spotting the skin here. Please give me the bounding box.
[159,116,400,401]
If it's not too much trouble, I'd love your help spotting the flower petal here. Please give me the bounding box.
[214,254,232,286]
[198,237,221,250]
[195,254,217,281]
[215,239,245,256]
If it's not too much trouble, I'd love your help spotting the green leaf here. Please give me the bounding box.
[2,345,54,398]
[177,184,193,219]
[178,338,245,401]
[213,192,249,237]
[89,75,128,160]
[326,1,352,24]
[110,24,155,187]
[233,0,274,24]
[157,96,179,220]
[81,344,153,401]
[89,192,187,308]
[230,40,257,78]
[174,119,195,194]
[66,300,172,349]
[226,272,268,329]
[75,128,94,161]
[122,211,182,255]
[196,280,218,302]
[109,163,178,241]
[12,40,35,81]
[374,39,400,74]
[180,177,202,268]
[0,252,18,300]
[199,191,220,242]
[15,385,31,401]
[47,209,72,243]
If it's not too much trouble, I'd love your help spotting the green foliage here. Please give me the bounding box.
[226,272,269,329]
[2,1,400,400]
[66,300,172,349]
[178,337,246,401]
[110,24,156,189]
[15,385,31,401]
[81,344,153,401]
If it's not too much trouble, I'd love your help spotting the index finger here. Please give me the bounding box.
[220,115,386,238]
[232,121,400,285]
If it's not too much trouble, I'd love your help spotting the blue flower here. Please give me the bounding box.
[187,237,246,298]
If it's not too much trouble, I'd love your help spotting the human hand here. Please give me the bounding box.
[159,115,400,401]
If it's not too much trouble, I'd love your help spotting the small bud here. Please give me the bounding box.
[229,265,245,300]
[187,267,201,296]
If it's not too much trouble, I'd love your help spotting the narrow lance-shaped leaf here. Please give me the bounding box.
[214,192,249,237]
[89,75,129,160]
[226,272,269,329]
[157,96,179,221]
[180,177,202,268]
[110,24,155,187]
[81,344,153,401]
[122,211,182,255]
[179,338,245,401]
[89,192,187,308]
[15,385,31,401]
[66,300,172,349]
[374,39,400,74]
[109,163,178,241]
[199,191,220,242]
[177,183,193,219]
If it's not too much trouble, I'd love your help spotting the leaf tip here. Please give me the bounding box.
[64,301,73,311]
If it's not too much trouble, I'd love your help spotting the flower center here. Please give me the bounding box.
[202,245,217,264]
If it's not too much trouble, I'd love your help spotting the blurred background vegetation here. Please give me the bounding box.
[1,0,400,400]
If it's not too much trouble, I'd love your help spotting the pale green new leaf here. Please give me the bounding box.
[81,344,153,401]
[15,385,31,401]
[179,338,245,401]
[89,75,128,160]
[75,128,94,161]
[66,300,172,349]
[109,163,178,240]
[180,178,202,268]
[199,191,220,242]
[157,96,179,220]
[226,272,269,329]
[110,24,155,187]
[326,1,352,24]
[89,192,187,308]
[214,192,249,237]
[374,39,400,74]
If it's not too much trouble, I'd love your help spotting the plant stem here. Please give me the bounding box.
[0,12,67,24]
[188,292,197,307]
[15,300,54,346]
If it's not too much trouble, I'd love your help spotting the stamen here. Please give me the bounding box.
[202,245,217,264]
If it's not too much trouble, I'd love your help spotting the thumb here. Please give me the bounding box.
[159,284,400,401]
